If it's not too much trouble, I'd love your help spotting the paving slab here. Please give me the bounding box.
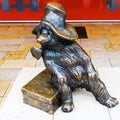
[0,68,22,81]
[1,60,37,68]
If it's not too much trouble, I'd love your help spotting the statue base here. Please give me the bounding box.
[21,69,59,114]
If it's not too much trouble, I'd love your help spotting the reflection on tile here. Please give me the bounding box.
[0,81,10,96]
[0,68,22,81]
[1,60,37,68]
[3,51,27,59]
[17,44,41,52]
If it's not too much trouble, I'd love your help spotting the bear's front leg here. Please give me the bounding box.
[46,62,74,112]
[30,47,42,60]
[56,74,74,112]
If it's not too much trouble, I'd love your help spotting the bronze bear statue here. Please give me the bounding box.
[31,2,118,112]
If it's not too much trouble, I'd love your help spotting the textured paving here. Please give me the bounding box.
[0,22,120,110]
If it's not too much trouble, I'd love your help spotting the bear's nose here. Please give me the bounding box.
[37,34,49,44]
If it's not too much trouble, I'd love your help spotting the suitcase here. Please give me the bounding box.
[21,69,59,114]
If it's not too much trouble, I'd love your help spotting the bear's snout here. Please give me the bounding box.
[37,34,49,44]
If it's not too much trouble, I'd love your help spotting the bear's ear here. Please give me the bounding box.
[32,25,40,35]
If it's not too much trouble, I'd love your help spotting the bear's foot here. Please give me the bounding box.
[62,102,74,112]
[101,97,119,108]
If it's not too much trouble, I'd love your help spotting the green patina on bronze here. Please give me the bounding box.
[21,69,59,114]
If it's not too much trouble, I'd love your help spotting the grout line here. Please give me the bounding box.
[108,58,113,68]
[108,108,112,120]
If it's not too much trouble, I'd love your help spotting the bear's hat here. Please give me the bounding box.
[40,2,78,40]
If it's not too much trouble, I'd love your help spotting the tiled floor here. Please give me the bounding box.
[0,22,120,110]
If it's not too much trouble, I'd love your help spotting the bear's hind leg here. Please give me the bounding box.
[89,79,119,108]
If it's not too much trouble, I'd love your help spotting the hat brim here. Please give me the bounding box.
[40,20,78,40]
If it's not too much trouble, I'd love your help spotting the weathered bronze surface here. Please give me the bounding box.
[21,69,59,114]
[30,2,118,113]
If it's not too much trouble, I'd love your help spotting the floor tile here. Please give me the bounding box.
[0,81,10,96]
[91,51,107,59]
[17,44,41,52]
[4,81,15,96]
[110,29,120,35]
[80,38,110,44]
[109,59,120,67]
[90,30,110,35]
[0,97,7,110]
[0,39,36,44]
[106,51,120,59]
[3,51,28,59]
[0,39,20,44]
[104,44,120,50]
[23,24,36,30]
[0,44,20,51]
[19,34,36,39]
[0,60,37,68]
[79,41,105,51]
[8,26,24,30]
[0,30,18,35]
[0,26,9,30]
[0,52,6,59]
[106,35,120,44]
[0,68,22,81]
[87,34,106,39]
[91,58,112,69]
[97,23,114,30]
[35,58,46,68]
[0,60,5,66]
[21,39,36,44]
[0,34,21,39]
[0,97,2,104]
[19,30,32,35]
[25,52,36,60]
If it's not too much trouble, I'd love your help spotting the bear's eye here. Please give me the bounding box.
[47,31,51,35]
[41,29,51,36]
